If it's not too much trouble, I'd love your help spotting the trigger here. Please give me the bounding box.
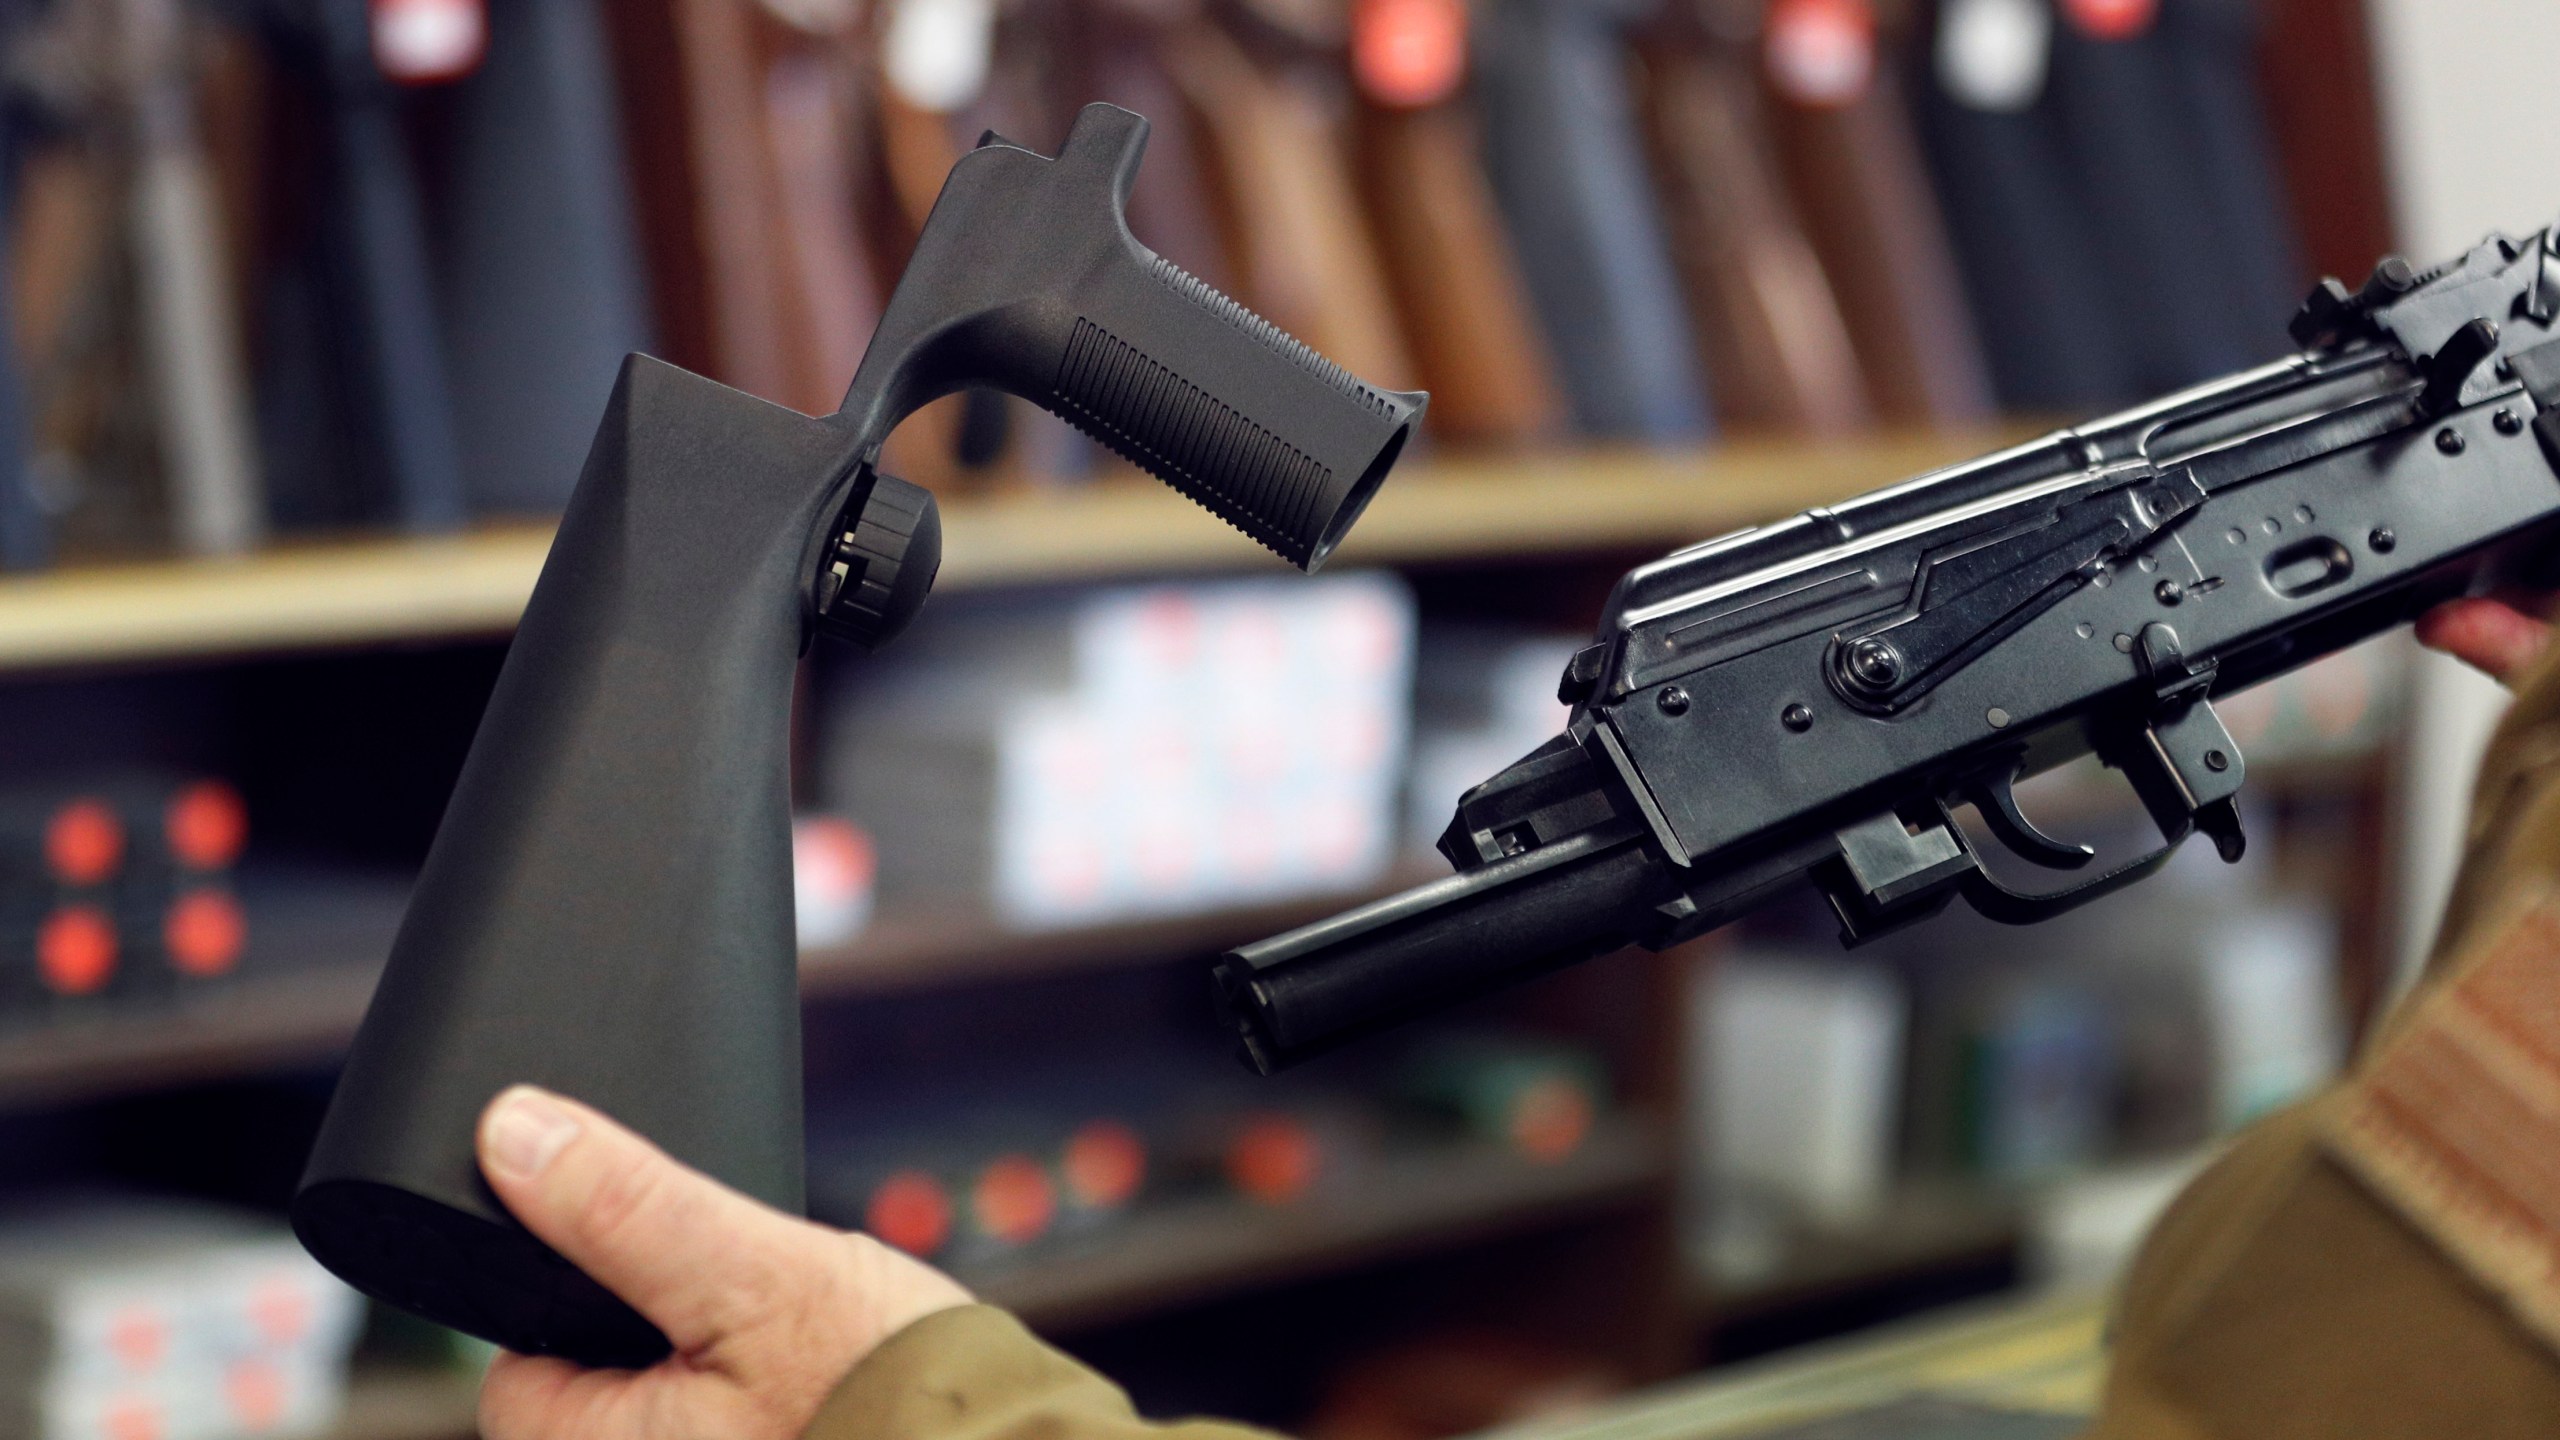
[2197,797,2247,864]
[1966,767,2096,871]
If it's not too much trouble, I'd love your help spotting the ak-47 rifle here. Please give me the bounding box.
[1218,228,2560,1070]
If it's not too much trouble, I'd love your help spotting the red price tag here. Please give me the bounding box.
[372,0,487,84]
[1766,0,1877,110]
[2062,0,2155,42]
[1353,0,1468,109]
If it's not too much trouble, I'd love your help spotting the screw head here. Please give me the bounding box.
[1657,685,1691,717]
[2438,426,2468,455]
[2155,578,2184,606]
[2497,407,2526,435]
[1843,637,1904,693]
[2204,748,2230,772]
[2369,527,2397,553]
[1781,703,1813,733]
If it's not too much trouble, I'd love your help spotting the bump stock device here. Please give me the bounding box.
[291,102,1424,1367]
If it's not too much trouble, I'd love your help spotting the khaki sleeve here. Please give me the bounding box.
[2411,639,2560,989]
[803,1305,1282,1440]
[2085,639,2560,1439]
[2089,1104,2560,1440]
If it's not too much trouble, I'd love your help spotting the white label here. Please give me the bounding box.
[1937,0,2052,114]
[882,0,995,114]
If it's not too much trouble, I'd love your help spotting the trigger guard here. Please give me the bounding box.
[1938,799,2186,925]
[1961,763,2097,871]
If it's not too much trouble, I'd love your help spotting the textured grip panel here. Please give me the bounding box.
[1148,257,1395,418]
[1052,315,1336,566]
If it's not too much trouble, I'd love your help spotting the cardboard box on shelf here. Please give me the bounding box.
[823,573,1415,930]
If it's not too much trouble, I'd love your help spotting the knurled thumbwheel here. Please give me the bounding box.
[816,471,942,650]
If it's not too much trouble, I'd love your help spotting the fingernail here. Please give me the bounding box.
[485,1086,582,1181]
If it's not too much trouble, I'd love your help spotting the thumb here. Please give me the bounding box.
[2417,597,2552,685]
[477,1084,828,1356]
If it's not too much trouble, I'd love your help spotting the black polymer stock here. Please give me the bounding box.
[1218,229,2560,1073]
[292,103,1423,1368]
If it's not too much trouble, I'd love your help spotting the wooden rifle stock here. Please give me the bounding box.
[1349,5,1564,447]
[118,0,265,551]
[1050,0,1239,296]
[0,106,38,568]
[759,8,885,420]
[1759,0,1993,426]
[1639,0,1871,435]
[1170,0,1415,392]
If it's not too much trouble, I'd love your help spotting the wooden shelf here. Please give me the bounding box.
[1695,1184,2024,1325]
[1516,1290,2102,1440]
[0,431,2024,674]
[0,964,386,1111]
[971,1119,1667,1332]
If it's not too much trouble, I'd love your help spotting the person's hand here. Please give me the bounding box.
[2418,595,2555,685]
[473,1085,973,1440]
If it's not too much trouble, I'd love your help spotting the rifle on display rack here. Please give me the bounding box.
[1217,225,2560,1070]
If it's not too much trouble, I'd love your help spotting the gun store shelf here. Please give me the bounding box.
[973,1117,1668,1331]
[0,868,1436,1112]
[0,430,2029,674]
[1693,1182,2026,1329]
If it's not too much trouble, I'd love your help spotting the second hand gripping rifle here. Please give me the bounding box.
[1219,226,2560,1072]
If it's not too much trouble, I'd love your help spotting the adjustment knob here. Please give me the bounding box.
[815,470,942,651]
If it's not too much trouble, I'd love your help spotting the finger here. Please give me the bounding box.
[2417,598,2552,684]
[481,1351,677,1440]
[477,1085,826,1354]
[478,1353,583,1440]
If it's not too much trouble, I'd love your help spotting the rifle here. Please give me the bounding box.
[1758,0,1995,428]
[271,0,469,530]
[1048,0,1238,297]
[116,0,265,552]
[1347,0,1563,447]
[1471,0,1710,440]
[0,9,44,569]
[1217,228,2560,1071]
[439,0,656,513]
[1637,0,1872,436]
[1173,0,1417,394]
[1907,0,2135,409]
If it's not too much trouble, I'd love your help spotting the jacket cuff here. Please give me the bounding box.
[803,1304,1140,1440]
